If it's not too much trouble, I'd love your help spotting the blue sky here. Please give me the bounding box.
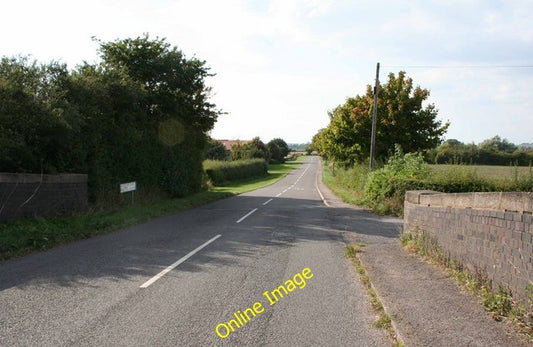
[2,0,532,145]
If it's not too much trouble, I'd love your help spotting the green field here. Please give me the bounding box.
[429,164,532,181]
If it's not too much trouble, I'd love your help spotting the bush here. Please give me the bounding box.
[204,159,267,185]
[365,146,429,201]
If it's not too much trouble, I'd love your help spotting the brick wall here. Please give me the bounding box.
[404,190,533,303]
[0,173,88,222]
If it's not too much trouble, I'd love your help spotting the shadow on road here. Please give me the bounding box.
[0,192,402,291]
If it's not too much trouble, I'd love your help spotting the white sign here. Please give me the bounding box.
[120,181,137,193]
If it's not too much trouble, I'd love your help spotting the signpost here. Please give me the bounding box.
[120,181,136,204]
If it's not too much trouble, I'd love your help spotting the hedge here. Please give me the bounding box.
[204,159,268,185]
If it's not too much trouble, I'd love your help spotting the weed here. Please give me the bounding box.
[483,286,513,321]
[373,314,392,329]
[344,244,403,346]
[402,228,533,341]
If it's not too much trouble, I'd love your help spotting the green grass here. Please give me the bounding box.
[430,164,533,182]
[211,158,304,194]
[0,158,304,261]
[322,163,369,206]
[322,161,533,217]
[344,244,403,346]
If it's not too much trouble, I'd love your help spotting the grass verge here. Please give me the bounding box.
[401,228,533,342]
[344,243,404,347]
[0,158,304,261]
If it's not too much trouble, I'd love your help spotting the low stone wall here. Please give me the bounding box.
[0,173,88,222]
[404,190,533,303]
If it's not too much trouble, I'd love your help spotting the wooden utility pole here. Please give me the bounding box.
[369,62,380,169]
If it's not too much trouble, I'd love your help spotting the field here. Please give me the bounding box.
[429,164,533,182]
[322,160,533,217]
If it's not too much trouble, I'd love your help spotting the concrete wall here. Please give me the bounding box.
[404,190,533,303]
[0,173,88,221]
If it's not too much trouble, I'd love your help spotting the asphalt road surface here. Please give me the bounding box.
[0,157,401,346]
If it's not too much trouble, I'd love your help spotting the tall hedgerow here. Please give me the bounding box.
[0,35,221,203]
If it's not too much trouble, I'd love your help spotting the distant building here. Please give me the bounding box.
[218,139,250,151]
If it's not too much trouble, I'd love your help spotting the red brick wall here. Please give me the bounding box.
[404,191,533,303]
[0,173,88,221]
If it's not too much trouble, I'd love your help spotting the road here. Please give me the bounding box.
[0,157,402,346]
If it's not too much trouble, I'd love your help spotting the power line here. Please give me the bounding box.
[383,65,533,69]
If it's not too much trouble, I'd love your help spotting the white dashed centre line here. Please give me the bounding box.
[140,234,222,288]
[236,208,258,223]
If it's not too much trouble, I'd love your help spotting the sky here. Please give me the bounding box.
[1,0,532,145]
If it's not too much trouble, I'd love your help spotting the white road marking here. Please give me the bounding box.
[236,208,258,223]
[140,234,222,288]
[263,198,273,205]
[315,168,330,207]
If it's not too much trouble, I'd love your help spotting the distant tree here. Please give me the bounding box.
[429,135,532,166]
[204,138,228,160]
[310,129,326,157]
[479,136,517,153]
[267,142,282,163]
[318,71,449,166]
[267,138,289,163]
[230,141,249,161]
[269,138,290,157]
[230,137,270,162]
[435,139,468,164]
[248,137,270,162]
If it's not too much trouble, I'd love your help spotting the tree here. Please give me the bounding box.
[248,137,270,162]
[479,136,517,153]
[230,137,270,162]
[0,57,76,173]
[269,138,290,157]
[0,34,222,202]
[204,138,228,160]
[318,71,449,166]
[267,138,289,163]
[95,34,221,197]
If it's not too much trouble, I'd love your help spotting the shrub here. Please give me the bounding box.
[365,145,429,201]
[204,159,267,185]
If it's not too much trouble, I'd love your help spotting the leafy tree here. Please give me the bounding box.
[230,137,270,162]
[319,71,449,166]
[428,136,533,166]
[92,34,220,197]
[269,138,290,157]
[0,34,221,202]
[309,129,325,157]
[267,138,289,163]
[267,142,283,164]
[204,138,228,160]
[0,57,75,173]
[479,136,517,153]
[97,34,218,132]
[248,137,270,162]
